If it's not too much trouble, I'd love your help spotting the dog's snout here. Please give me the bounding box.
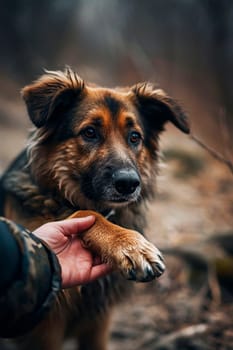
[113,169,140,195]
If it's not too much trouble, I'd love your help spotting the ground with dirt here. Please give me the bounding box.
[0,104,233,350]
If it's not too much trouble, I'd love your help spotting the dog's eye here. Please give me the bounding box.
[128,131,142,146]
[82,127,98,140]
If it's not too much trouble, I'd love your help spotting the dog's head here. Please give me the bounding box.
[22,68,189,211]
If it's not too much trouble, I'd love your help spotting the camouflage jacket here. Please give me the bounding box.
[0,217,61,338]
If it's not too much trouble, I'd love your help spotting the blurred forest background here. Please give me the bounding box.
[1,0,233,163]
[0,1,233,349]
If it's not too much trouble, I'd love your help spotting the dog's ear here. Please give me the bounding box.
[22,67,85,128]
[131,83,190,134]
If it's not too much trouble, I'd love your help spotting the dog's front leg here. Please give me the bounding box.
[77,311,111,350]
[69,210,165,283]
[16,310,66,350]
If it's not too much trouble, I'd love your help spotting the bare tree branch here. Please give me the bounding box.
[190,133,233,175]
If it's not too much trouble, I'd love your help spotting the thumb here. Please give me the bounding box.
[56,216,96,237]
[88,264,113,283]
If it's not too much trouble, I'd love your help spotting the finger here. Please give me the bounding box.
[56,216,96,237]
[88,264,113,282]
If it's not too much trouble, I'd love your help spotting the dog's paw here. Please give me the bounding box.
[69,210,165,282]
[114,232,165,282]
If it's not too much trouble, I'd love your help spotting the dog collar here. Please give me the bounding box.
[104,209,116,220]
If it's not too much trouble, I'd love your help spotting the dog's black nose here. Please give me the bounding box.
[113,169,140,195]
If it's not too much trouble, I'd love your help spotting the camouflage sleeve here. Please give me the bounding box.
[0,217,61,338]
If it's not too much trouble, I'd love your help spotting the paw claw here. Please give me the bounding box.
[127,269,137,281]
[158,252,165,262]
[146,266,155,278]
[126,259,165,282]
[153,261,166,277]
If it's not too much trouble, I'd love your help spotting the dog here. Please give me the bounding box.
[0,67,189,350]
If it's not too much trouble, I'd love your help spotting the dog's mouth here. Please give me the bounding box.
[105,187,141,206]
[80,181,141,210]
[80,167,141,208]
[90,185,141,214]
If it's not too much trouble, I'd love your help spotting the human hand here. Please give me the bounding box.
[33,216,112,288]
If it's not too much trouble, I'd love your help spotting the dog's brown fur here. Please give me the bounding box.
[0,68,189,350]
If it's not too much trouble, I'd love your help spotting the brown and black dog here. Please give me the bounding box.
[0,68,189,349]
